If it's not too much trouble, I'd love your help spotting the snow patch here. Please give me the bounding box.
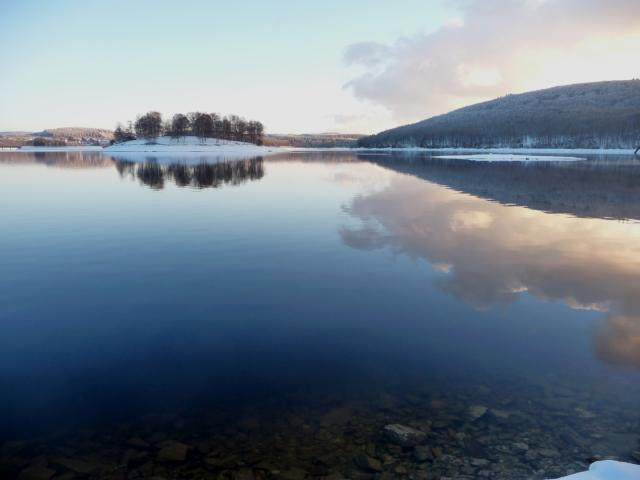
[362,147,637,155]
[550,460,640,480]
[434,154,584,162]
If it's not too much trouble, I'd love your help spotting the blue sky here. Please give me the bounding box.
[1,0,638,134]
[0,0,450,133]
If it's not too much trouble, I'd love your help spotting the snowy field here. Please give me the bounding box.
[434,154,585,162]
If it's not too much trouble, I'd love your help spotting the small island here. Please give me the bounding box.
[105,111,283,156]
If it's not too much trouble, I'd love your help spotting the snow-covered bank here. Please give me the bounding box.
[104,136,283,156]
[551,460,640,479]
[434,154,585,162]
[284,146,636,156]
[373,147,636,155]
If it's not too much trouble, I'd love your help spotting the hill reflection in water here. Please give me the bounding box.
[359,153,640,221]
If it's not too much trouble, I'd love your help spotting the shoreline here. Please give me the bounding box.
[103,136,283,156]
[3,145,637,156]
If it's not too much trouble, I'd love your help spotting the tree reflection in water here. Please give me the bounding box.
[115,157,264,190]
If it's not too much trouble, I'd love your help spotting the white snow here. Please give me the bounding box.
[434,154,585,162]
[104,136,283,156]
[363,147,637,155]
[550,460,640,480]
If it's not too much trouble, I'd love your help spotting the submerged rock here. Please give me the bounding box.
[278,467,307,480]
[237,417,260,432]
[127,436,151,449]
[235,468,255,480]
[513,442,529,452]
[538,448,559,458]
[468,405,488,421]
[51,457,97,475]
[157,441,190,462]
[383,424,427,447]
[414,445,434,462]
[470,458,489,467]
[489,408,511,420]
[18,465,56,480]
[354,453,382,472]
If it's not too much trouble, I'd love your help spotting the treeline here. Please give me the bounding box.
[113,111,265,145]
[359,80,640,149]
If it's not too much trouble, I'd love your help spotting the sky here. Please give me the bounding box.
[1,0,639,134]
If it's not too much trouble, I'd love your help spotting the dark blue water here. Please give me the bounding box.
[1,151,639,479]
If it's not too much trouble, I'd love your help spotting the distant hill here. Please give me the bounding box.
[37,127,113,140]
[359,80,640,149]
[265,133,364,148]
[0,127,113,147]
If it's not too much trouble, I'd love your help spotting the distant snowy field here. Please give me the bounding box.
[434,154,585,162]
[104,136,283,156]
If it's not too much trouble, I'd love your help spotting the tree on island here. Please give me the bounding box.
[113,123,136,144]
[192,112,214,141]
[170,114,190,140]
[114,110,265,145]
[134,111,163,139]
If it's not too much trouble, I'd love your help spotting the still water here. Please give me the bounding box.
[1,150,639,480]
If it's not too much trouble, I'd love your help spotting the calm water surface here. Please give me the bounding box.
[1,150,639,479]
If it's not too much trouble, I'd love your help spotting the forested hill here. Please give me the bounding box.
[359,80,640,149]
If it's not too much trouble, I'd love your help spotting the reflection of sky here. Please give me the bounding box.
[1,152,639,438]
[341,171,640,369]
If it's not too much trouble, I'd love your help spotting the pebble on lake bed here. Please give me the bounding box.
[383,423,427,447]
[468,404,488,420]
[18,465,56,480]
[157,441,190,462]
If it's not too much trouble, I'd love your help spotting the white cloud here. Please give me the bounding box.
[344,0,640,125]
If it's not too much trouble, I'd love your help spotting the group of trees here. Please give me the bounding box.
[113,111,265,145]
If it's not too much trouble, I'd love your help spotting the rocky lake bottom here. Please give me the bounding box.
[4,373,640,480]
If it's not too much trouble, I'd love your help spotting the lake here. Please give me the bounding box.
[1,150,639,480]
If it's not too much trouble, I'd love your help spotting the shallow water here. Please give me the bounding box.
[1,150,639,479]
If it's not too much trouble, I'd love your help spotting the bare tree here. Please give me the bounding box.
[222,117,232,140]
[192,112,214,141]
[113,122,136,144]
[171,114,190,140]
[134,111,163,139]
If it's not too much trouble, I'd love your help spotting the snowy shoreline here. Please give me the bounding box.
[354,146,637,155]
[434,154,585,162]
[103,136,283,156]
[5,142,636,158]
